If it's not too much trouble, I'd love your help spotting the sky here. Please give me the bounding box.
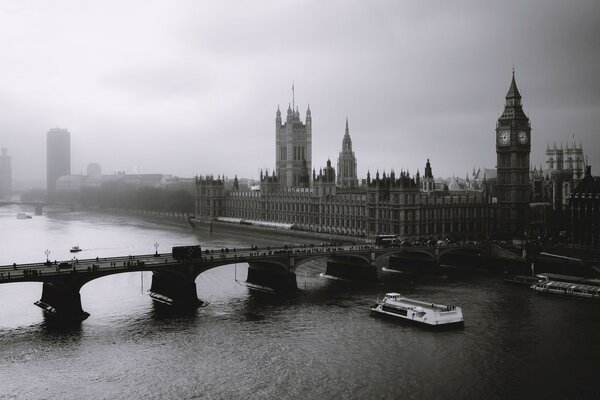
[0,0,599,185]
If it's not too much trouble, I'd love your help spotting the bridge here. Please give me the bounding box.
[0,201,74,215]
[0,243,490,320]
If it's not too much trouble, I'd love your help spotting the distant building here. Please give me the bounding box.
[0,148,12,197]
[47,128,71,194]
[570,166,600,247]
[337,119,358,189]
[55,173,185,192]
[275,103,312,188]
[533,141,590,211]
[87,163,102,177]
[546,141,586,180]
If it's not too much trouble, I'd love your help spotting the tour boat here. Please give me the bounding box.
[503,274,543,286]
[371,292,464,327]
[70,245,82,253]
[531,274,600,300]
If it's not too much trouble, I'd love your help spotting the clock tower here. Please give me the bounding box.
[495,71,531,238]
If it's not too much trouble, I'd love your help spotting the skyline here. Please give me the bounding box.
[1,1,599,184]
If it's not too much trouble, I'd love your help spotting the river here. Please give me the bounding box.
[1,205,599,399]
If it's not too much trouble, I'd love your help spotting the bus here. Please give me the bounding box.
[374,235,398,247]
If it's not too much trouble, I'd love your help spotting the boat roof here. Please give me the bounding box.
[537,273,586,283]
[386,292,402,297]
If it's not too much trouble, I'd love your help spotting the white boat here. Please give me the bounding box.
[371,292,463,327]
[16,213,32,219]
[70,245,82,253]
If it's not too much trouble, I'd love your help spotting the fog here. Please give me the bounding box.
[1,0,599,185]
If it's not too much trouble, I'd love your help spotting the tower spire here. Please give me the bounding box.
[292,81,295,113]
[506,68,521,99]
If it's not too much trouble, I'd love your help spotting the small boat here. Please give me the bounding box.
[16,213,32,219]
[70,245,82,253]
[371,292,463,327]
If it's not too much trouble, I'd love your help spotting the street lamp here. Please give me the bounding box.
[44,249,50,264]
[154,242,159,257]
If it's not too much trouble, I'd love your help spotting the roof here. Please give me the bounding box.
[506,72,522,99]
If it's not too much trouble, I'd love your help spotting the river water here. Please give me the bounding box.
[1,205,599,399]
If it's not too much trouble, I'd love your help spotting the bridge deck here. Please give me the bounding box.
[0,244,485,284]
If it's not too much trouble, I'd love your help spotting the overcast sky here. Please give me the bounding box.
[1,0,599,184]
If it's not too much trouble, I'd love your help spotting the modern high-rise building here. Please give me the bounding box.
[47,128,71,194]
[337,118,358,189]
[275,104,312,188]
[0,147,12,197]
[495,72,531,238]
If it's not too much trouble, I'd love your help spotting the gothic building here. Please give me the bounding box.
[570,166,600,247]
[540,141,589,210]
[422,159,435,192]
[495,72,531,238]
[275,104,312,188]
[196,158,495,240]
[196,85,509,240]
[337,119,358,188]
[546,141,586,180]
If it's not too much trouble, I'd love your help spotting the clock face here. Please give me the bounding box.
[517,130,528,144]
[497,130,510,146]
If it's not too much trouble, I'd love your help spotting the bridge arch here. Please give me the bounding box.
[438,246,487,268]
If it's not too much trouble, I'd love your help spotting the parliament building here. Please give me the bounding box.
[195,75,539,240]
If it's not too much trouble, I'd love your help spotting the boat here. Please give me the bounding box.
[371,292,463,327]
[16,213,32,219]
[70,245,82,253]
[531,274,600,300]
[504,274,543,286]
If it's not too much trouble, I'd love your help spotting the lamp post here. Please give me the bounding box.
[44,249,50,264]
[154,242,159,257]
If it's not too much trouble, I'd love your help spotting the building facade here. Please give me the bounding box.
[0,148,12,197]
[276,104,312,188]
[337,119,358,189]
[546,141,586,180]
[495,72,531,238]
[47,128,71,194]
[197,159,496,240]
[570,166,599,247]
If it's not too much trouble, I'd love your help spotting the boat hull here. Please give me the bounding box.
[371,306,464,328]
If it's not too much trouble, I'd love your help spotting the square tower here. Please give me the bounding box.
[495,72,531,238]
[47,128,71,194]
[275,104,312,188]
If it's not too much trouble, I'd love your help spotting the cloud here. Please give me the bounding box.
[0,0,599,183]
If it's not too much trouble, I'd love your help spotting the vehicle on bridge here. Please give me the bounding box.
[374,235,398,247]
[172,245,203,260]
